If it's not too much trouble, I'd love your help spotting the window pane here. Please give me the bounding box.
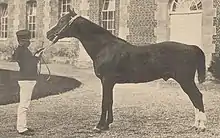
[108,0,115,11]
[33,16,35,22]
[33,24,35,30]
[29,24,32,30]
[190,2,197,11]
[30,16,32,23]
[32,32,35,38]
[108,11,113,20]
[108,21,112,29]
[63,5,66,12]
[172,2,177,12]
[102,21,107,29]
[102,12,107,20]
[5,32,7,38]
[197,2,202,10]
[67,5,70,11]
[103,1,109,10]
[111,30,115,34]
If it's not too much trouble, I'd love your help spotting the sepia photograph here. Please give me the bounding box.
[0,0,219,137]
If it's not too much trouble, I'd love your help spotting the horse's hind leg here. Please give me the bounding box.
[178,80,207,132]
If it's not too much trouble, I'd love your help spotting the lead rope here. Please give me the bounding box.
[35,15,81,81]
[37,55,51,81]
[41,55,51,81]
[36,42,55,81]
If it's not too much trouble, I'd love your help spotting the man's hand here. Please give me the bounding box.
[34,48,44,57]
[35,51,43,58]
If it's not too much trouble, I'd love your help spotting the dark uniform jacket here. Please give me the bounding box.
[12,45,39,80]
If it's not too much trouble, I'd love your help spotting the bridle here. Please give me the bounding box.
[52,14,81,43]
[36,14,80,81]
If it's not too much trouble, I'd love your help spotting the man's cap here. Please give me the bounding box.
[16,29,31,40]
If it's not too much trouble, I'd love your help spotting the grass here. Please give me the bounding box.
[0,66,220,137]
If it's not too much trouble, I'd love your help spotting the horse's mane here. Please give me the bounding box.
[77,16,134,47]
[78,16,116,37]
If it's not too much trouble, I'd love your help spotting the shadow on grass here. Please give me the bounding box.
[0,69,82,105]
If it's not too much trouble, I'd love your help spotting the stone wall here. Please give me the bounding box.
[127,0,157,46]
[213,0,220,54]
[89,0,100,24]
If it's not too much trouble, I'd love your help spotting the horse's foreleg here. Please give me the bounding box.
[94,78,114,132]
[179,81,206,132]
[107,90,113,125]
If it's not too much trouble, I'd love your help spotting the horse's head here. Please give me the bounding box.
[46,7,80,43]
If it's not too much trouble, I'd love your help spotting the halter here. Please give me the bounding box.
[35,14,80,81]
[52,14,80,42]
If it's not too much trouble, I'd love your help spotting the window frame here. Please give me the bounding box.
[0,3,8,40]
[58,0,71,19]
[26,1,37,39]
[170,0,202,14]
[58,0,72,42]
[101,0,116,35]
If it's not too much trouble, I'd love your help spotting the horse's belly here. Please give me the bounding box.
[115,71,161,83]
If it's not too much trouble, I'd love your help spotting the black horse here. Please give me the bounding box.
[46,8,207,132]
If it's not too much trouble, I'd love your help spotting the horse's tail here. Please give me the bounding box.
[196,47,206,83]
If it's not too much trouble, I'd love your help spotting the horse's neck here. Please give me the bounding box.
[74,21,116,60]
[78,36,112,60]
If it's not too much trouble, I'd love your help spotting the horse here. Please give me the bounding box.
[46,8,207,132]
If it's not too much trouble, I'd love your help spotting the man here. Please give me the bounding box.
[12,29,42,136]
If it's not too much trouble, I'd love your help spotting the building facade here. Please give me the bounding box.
[0,0,219,67]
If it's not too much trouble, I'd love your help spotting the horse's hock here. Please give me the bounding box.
[0,69,81,105]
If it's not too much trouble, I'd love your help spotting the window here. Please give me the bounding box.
[0,3,7,39]
[26,1,37,38]
[101,0,116,34]
[171,0,202,12]
[59,0,71,18]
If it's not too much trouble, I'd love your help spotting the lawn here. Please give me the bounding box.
[0,63,219,138]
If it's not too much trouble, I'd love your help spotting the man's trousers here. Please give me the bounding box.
[16,80,36,133]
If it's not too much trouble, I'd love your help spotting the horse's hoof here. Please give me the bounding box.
[102,125,109,131]
[93,127,101,133]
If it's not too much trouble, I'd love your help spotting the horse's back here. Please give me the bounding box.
[112,41,203,83]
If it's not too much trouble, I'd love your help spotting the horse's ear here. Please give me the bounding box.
[68,7,77,17]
